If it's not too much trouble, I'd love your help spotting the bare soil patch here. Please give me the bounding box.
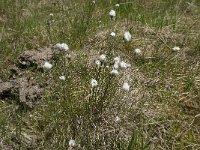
[0,46,69,108]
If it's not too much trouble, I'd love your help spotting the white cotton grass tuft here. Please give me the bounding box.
[59,75,66,81]
[49,13,53,17]
[123,31,132,42]
[122,82,130,91]
[110,32,116,37]
[172,46,180,52]
[110,69,119,76]
[113,63,119,69]
[114,57,120,64]
[113,57,120,69]
[119,61,131,69]
[109,10,116,17]
[115,116,121,122]
[91,79,98,88]
[55,43,69,51]
[115,4,120,7]
[69,139,76,147]
[95,60,101,67]
[43,62,53,70]
[134,48,142,54]
[99,54,106,62]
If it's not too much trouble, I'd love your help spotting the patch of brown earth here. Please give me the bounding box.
[0,77,41,108]
[17,46,56,68]
[0,46,72,108]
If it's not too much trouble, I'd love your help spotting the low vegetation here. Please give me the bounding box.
[0,0,200,149]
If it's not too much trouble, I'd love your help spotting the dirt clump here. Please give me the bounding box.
[0,46,67,108]
[0,77,42,108]
[17,47,56,68]
[0,81,15,97]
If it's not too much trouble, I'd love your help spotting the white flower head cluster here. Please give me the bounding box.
[122,82,130,91]
[43,62,53,70]
[109,10,116,17]
[55,43,69,51]
[113,63,119,69]
[112,57,131,70]
[172,46,180,52]
[113,57,120,69]
[69,139,76,147]
[115,4,120,7]
[110,32,116,37]
[95,60,101,67]
[59,75,66,81]
[91,79,98,88]
[124,31,132,42]
[119,61,131,69]
[110,69,119,76]
[114,57,120,63]
[99,54,106,62]
[135,48,142,54]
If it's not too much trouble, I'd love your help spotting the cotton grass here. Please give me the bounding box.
[43,62,53,70]
[109,10,116,17]
[123,31,132,42]
[91,79,98,88]
[122,82,130,91]
[55,43,69,51]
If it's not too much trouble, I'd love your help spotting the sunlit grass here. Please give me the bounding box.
[0,0,200,149]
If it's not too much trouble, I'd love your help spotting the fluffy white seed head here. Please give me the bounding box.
[135,48,142,54]
[99,54,106,62]
[113,62,119,69]
[95,60,101,67]
[60,43,69,51]
[110,32,116,37]
[49,13,53,16]
[55,43,61,48]
[109,10,116,17]
[59,76,66,80]
[172,46,180,52]
[55,43,69,51]
[110,69,119,75]
[122,82,130,91]
[69,139,76,147]
[43,62,53,70]
[119,61,131,69]
[124,31,132,42]
[91,79,98,88]
[115,4,120,7]
[114,57,120,64]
